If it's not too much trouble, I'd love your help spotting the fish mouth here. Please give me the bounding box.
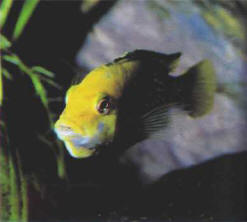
[54,123,103,158]
[70,136,95,149]
[63,137,97,158]
[60,133,103,158]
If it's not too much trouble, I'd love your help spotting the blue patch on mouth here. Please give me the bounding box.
[56,123,104,151]
[71,137,89,147]
[71,136,92,148]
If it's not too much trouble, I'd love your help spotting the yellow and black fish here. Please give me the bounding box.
[55,50,216,158]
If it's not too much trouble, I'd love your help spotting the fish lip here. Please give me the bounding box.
[70,136,95,150]
[55,129,100,154]
[54,123,104,157]
[54,127,79,141]
[64,140,96,159]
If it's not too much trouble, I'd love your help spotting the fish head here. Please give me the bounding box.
[54,65,128,158]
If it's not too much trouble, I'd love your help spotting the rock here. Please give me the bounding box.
[121,94,247,183]
[76,0,247,183]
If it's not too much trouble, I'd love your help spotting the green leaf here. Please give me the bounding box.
[0,66,3,106]
[0,34,11,50]
[0,0,13,29]
[0,120,5,127]
[37,134,53,147]
[3,54,20,65]
[2,68,13,80]
[202,7,244,41]
[32,66,55,78]
[40,76,61,90]
[2,53,51,110]
[147,1,171,19]
[13,0,39,40]
[0,146,10,219]
[81,0,100,13]
[56,140,67,179]
[9,156,20,221]
[29,74,48,108]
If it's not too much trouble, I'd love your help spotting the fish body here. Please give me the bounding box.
[55,50,216,158]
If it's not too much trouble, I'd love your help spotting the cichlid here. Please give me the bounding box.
[54,50,216,158]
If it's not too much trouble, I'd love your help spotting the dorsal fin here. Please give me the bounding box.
[113,50,182,73]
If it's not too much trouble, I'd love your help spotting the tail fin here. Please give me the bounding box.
[175,60,216,117]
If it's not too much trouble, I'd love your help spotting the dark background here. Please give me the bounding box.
[2,1,247,221]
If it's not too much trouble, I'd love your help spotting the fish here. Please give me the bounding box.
[54,50,216,158]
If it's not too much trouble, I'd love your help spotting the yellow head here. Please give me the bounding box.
[54,61,138,158]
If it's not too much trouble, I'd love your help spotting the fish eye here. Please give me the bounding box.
[96,97,113,115]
